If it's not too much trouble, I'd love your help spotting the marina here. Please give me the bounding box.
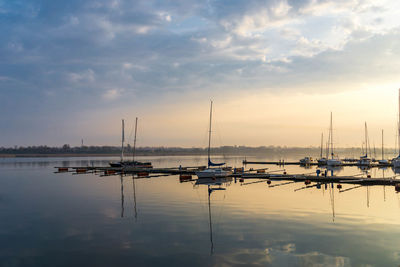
[4,0,400,265]
[55,163,400,189]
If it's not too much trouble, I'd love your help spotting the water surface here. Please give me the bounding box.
[1,155,400,266]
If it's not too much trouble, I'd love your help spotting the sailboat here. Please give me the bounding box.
[196,101,232,178]
[317,133,328,165]
[326,112,342,166]
[393,89,400,168]
[358,122,371,166]
[109,118,152,168]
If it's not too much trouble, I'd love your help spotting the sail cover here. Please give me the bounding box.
[208,158,225,167]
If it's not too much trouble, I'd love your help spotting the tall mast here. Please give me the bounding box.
[364,122,368,157]
[382,129,384,160]
[132,117,138,162]
[330,112,334,159]
[398,88,400,156]
[121,119,125,162]
[207,100,213,166]
[320,133,323,158]
[326,113,331,159]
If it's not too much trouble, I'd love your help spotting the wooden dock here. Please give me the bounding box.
[54,165,400,188]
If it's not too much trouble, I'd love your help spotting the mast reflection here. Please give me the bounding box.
[195,177,232,255]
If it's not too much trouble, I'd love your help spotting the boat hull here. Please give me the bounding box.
[109,161,152,168]
[196,169,232,179]
[327,159,342,166]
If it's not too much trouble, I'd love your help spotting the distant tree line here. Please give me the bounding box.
[0,145,398,157]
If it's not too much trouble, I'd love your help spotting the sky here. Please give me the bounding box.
[1,0,400,148]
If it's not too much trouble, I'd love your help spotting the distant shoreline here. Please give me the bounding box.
[0,154,122,158]
[1,146,397,158]
[0,153,220,158]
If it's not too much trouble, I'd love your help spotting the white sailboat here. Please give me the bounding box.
[358,122,371,166]
[326,112,342,166]
[196,101,232,179]
[393,89,400,168]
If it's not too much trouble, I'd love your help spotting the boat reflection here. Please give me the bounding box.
[194,177,232,255]
[119,174,139,220]
[120,175,124,218]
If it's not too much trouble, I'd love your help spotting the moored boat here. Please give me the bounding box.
[109,117,152,169]
[326,112,342,166]
[195,101,232,179]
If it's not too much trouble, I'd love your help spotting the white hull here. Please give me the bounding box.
[196,168,232,178]
[358,158,371,166]
[327,159,342,166]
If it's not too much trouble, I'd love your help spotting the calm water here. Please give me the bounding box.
[1,155,400,267]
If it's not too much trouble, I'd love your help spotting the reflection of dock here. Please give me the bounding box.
[238,173,400,186]
[242,160,392,168]
[55,165,400,188]
[55,165,206,175]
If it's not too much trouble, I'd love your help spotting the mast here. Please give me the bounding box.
[364,122,368,157]
[330,112,334,159]
[398,88,400,156]
[326,113,331,159]
[320,133,323,158]
[382,129,384,160]
[326,114,331,159]
[207,101,213,167]
[132,117,138,162]
[121,119,125,162]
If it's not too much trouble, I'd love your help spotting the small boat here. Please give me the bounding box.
[195,101,232,179]
[196,168,232,178]
[357,122,372,166]
[299,157,313,165]
[358,155,371,166]
[109,118,152,169]
[318,158,328,165]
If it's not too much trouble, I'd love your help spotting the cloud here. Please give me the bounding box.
[0,0,400,145]
[102,88,125,100]
[68,69,95,83]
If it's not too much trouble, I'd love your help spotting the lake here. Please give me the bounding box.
[1,155,400,267]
